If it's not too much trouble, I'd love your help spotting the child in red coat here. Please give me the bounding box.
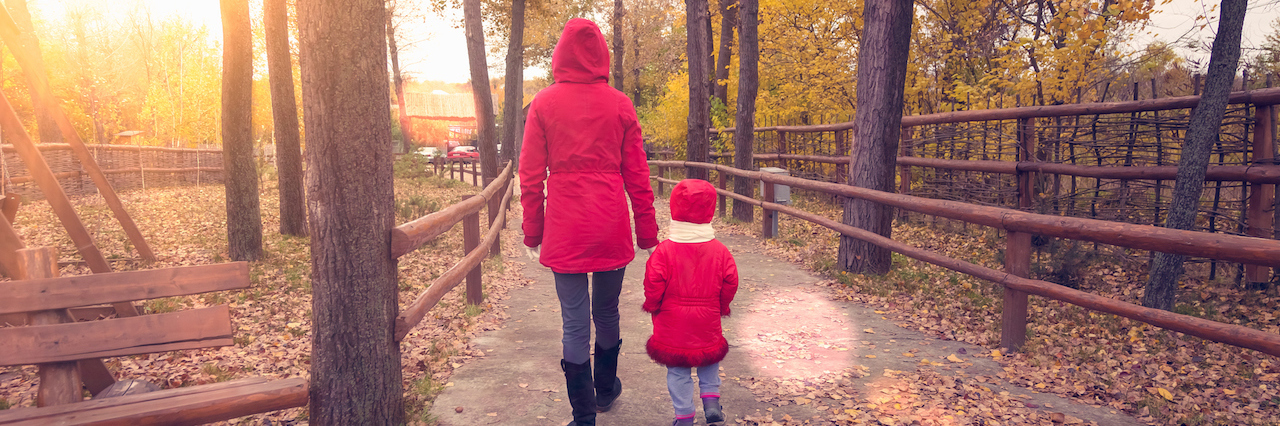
[643,179,739,426]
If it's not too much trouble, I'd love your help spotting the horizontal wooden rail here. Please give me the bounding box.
[391,161,513,258]
[738,153,1280,184]
[652,160,1280,268]
[395,173,513,341]
[0,377,309,426]
[0,306,234,365]
[711,87,1280,134]
[657,175,1280,357]
[0,262,249,314]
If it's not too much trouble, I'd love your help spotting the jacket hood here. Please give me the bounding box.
[671,179,716,224]
[552,18,610,84]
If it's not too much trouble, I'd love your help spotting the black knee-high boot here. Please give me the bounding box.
[562,359,596,426]
[594,340,623,412]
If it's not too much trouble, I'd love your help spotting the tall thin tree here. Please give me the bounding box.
[685,0,711,180]
[838,0,914,274]
[732,0,757,222]
[220,0,262,261]
[501,0,526,165]
[387,0,410,145]
[298,0,403,422]
[1144,0,1248,311]
[265,0,306,237]
[4,0,59,143]
[713,0,737,106]
[612,0,626,91]
[463,0,500,182]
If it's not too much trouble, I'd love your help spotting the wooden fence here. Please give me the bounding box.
[431,157,482,186]
[704,87,1280,285]
[650,160,1280,357]
[0,144,225,201]
[391,160,514,341]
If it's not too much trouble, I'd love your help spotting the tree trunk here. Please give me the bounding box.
[686,0,711,180]
[837,0,913,275]
[264,0,306,237]
[463,0,500,183]
[1144,0,1247,311]
[387,2,410,146]
[714,0,737,106]
[630,15,641,103]
[501,0,526,165]
[732,0,757,223]
[220,0,262,261]
[297,0,403,423]
[611,0,626,92]
[5,0,60,143]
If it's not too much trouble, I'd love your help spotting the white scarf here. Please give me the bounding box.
[669,219,714,243]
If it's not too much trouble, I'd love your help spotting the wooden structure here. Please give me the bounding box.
[709,85,1280,287]
[650,160,1280,357]
[433,157,482,187]
[1,144,224,201]
[392,161,514,340]
[0,249,307,424]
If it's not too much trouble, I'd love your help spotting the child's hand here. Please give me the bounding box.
[525,245,541,261]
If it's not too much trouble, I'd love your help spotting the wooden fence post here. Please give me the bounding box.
[471,160,478,187]
[463,197,483,305]
[657,152,667,197]
[486,167,502,259]
[899,126,913,222]
[777,131,788,169]
[717,168,727,217]
[836,129,848,183]
[762,179,776,238]
[1002,117,1036,352]
[19,247,82,407]
[1247,102,1276,286]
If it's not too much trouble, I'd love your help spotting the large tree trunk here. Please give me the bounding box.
[297,0,403,423]
[837,0,913,274]
[4,0,59,143]
[611,0,626,91]
[220,0,262,261]
[463,0,499,182]
[732,0,757,222]
[265,0,306,237]
[387,1,411,146]
[714,0,737,106]
[501,0,526,165]
[1144,0,1247,311]
[685,0,711,180]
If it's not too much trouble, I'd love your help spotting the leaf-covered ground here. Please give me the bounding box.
[2,171,1278,425]
[708,190,1280,425]
[0,166,527,424]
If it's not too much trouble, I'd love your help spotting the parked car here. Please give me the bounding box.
[447,145,479,159]
[415,146,442,160]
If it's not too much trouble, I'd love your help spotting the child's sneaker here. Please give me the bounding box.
[672,415,695,426]
[703,397,724,424]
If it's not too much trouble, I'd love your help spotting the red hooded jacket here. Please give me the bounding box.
[644,180,739,368]
[519,18,659,274]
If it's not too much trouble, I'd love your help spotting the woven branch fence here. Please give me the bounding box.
[0,144,224,201]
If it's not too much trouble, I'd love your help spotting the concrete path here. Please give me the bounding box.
[429,232,1141,426]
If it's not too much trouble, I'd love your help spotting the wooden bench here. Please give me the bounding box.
[0,247,308,425]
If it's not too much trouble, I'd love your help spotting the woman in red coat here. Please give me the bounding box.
[644,179,739,426]
[519,18,659,426]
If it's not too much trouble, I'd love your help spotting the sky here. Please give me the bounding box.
[26,0,1280,84]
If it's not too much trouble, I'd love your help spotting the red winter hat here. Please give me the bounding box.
[671,179,716,224]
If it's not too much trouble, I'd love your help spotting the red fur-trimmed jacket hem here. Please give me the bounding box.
[646,336,728,368]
